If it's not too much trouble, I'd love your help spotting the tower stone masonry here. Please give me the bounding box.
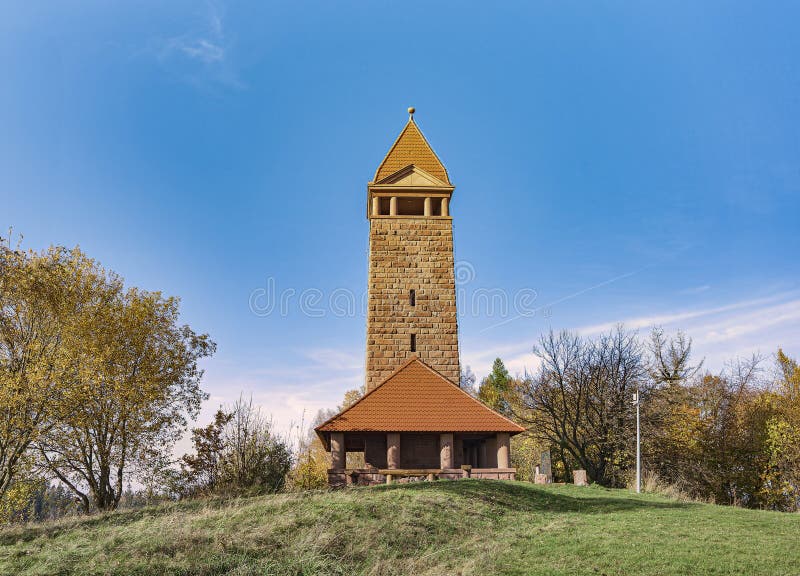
[365,110,460,391]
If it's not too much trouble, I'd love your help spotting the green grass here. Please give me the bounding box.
[1,480,798,575]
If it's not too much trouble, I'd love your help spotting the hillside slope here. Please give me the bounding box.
[1,480,798,576]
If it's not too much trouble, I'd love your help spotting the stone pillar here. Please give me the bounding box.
[439,433,454,469]
[387,433,400,469]
[424,197,432,216]
[486,436,498,468]
[496,433,510,468]
[330,432,345,470]
[390,196,397,216]
[441,197,449,216]
[573,469,588,486]
[454,435,463,468]
[372,196,380,217]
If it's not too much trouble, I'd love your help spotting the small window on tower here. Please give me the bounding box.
[410,334,416,352]
[409,289,416,306]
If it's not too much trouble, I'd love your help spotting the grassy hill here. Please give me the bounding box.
[1,480,798,576]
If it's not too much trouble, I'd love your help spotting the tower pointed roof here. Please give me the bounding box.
[373,109,450,184]
[316,357,524,438]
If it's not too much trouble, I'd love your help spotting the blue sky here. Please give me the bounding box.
[3,1,799,437]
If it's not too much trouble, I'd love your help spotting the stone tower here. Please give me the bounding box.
[365,108,460,391]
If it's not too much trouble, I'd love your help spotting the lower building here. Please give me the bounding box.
[316,357,525,486]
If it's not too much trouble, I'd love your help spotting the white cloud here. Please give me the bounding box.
[208,348,363,428]
[576,291,800,370]
[462,291,800,382]
[166,37,225,64]
[173,347,364,457]
[576,292,797,338]
[679,284,711,295]
[696,299,800,344]
[148,1,243,89]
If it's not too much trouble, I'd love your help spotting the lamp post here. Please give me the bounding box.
[632,390,641,494]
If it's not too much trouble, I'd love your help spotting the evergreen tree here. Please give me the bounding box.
[478,358,511,414]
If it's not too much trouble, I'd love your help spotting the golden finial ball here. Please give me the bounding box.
[408,106,415,115]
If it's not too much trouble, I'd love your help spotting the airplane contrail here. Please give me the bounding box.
[478,265,650,334]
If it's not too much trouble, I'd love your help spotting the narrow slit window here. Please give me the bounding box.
[410,334,416,352]
[409,289,416,306]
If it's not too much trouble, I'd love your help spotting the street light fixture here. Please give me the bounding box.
[632,390,641,494]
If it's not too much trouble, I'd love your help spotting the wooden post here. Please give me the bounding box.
[330,432,345,469]
[439,433,454,469]
[387,433,400,469]
[497,433,510,468]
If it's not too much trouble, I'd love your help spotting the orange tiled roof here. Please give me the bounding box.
[316,357,525,434]
[373,118,450,184]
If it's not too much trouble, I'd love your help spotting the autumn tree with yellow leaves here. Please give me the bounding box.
[0,243,93,501]
[760,350,800,510]
[1,240,214,513]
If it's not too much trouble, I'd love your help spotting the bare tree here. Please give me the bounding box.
[217,396,292,494]
[512,326,645,486]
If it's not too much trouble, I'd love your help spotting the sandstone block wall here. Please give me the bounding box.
[364,435,387,469]
[366,217,460,390]
[326,469,517,488]
[399,433,440,468]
